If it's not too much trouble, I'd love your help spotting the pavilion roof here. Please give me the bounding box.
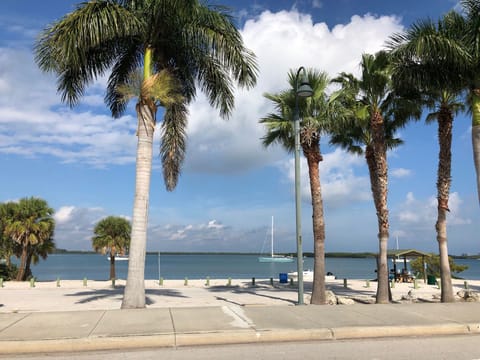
[387,249,431,258]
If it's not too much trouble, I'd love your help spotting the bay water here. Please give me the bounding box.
[26,254,480,282]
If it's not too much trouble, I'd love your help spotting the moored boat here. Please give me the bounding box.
[258,216,294,263]
[107,254,129,261]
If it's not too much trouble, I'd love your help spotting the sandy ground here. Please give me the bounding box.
[0,278,478,313]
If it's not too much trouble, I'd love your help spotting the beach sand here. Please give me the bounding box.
[0,278,478,313]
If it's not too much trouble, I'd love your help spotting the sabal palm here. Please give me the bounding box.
[35,0,257,308]
[0,202,19,267]
[261,69,336,305]
[2,197,55,281]
[92,216,131,280]
[388,14,465,302]
[332,51,420,303]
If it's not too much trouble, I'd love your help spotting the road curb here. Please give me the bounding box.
[332,324,471,340]
[0,323,476,354]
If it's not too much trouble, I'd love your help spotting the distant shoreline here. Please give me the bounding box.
[51,250,480,259]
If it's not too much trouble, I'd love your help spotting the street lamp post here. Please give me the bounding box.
[293,66,313,305]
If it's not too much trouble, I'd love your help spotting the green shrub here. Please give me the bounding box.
[410,254,468,278]
[0,263,18,280]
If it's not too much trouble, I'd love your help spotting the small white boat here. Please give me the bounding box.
[287,270,336,281]
[259,255,294,263]
[107,255,129,261]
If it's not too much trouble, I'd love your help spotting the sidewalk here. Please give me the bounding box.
[1,302,480,355]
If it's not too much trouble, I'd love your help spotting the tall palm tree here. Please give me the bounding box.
[261,69,340,304]
[456,0,480,206]
[34,0,257,308]
[92,216,131,280]
[394,1,480,207]
[332,51,421,303]
[2,197,55,281]
[388,13,465,302]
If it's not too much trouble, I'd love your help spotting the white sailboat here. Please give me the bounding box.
[258,216,294,263]
[391,235,410,264]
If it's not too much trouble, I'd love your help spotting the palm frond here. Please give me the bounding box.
[160,102,188,191]
[34,1,143,106]
[106,42,143,117]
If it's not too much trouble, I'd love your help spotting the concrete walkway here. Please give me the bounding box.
[0,302,480,354]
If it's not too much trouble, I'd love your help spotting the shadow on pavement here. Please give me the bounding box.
[65,286,189,305]
[204,282,298,305]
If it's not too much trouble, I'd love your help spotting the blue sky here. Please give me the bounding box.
[0,0,478,255]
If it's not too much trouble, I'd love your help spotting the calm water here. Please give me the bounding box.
[26,254,480,281]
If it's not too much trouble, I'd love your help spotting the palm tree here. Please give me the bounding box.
[388,13,465,302]
[34,0,257,308]
[0,202,18,267]
[2,197,55,281]
[332,51,421,303]
[394,1,480,208]
[261,69,340,304]
[456,0,480,206]
[92,216,131,280]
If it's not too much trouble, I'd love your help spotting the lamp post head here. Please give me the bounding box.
[296,73,313,98]
[297,83,313,98]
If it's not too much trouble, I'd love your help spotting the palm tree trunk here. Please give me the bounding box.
[365,145,390,301]
[305,144,326,305]
[16,243,28,281]
[371,111,390,304]
[110,252,116,280]
[24,250,33,280]
[436,105,454,302]
[122,102,155,309]
[471,89,480,206]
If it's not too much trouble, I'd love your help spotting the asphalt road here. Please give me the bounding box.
[4,334,480,360]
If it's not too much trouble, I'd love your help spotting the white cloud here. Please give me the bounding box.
[0,45,137,166]
[279,148,370,207]
[53,206,106,250]
[0,9,403,171]
[395,191,471,227]
[54,206,75,224]
[184,10,403,174]
[390,167,412,178]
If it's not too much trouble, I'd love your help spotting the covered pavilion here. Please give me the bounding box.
[387,249,431,283]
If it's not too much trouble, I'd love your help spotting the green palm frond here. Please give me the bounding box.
[260,68,339,154]
[260,114,295,151]
[35,1,143,106]
[389,12,469,93]
[330,51,419,154]
[35,0,258,193]
[160,102,188,191]
[1,197,55,252]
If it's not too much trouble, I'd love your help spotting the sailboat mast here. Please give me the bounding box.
[271,216,274,257]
